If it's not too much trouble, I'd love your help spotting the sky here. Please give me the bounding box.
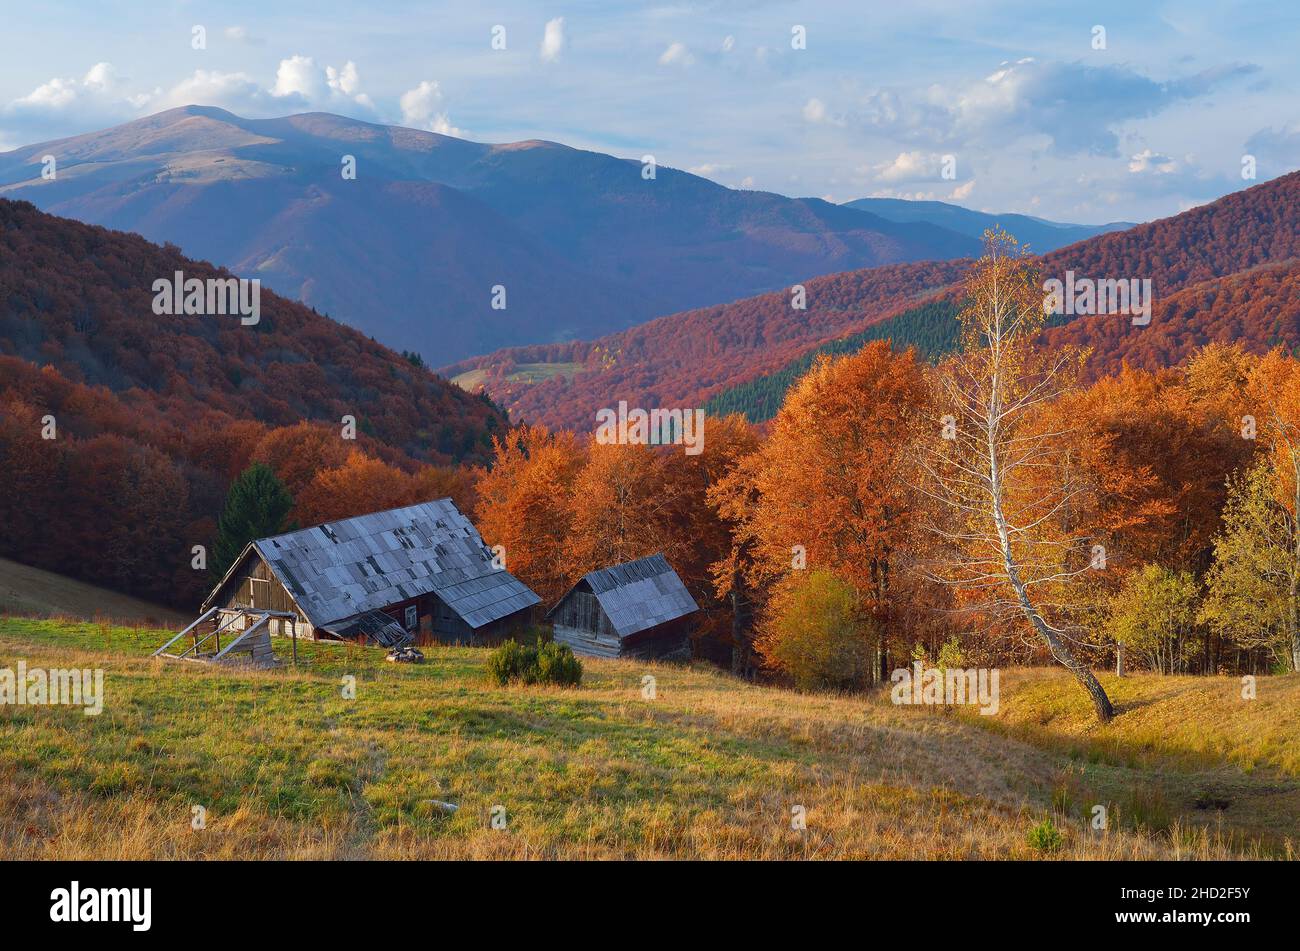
[1,0,1297,224]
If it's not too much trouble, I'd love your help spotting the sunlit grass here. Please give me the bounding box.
[0,616,1293,860]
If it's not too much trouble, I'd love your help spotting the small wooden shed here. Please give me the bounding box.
[547,554,698,660]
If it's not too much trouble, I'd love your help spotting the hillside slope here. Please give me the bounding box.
[445,259,970,429]
[0,106,980,363]
[477,171,1300,428]
[1,617,1293,859]
[0,199,507,607]
[0,198,504,461]
[0,558,187,627]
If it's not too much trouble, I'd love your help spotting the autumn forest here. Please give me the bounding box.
[5,188,1300,726]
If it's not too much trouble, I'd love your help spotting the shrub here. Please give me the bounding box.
[487,639,582,687]
[1026,818,1065,854]
[486,640,526,686]
[536,641,583,686]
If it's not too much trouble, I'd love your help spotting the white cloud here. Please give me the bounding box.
[399,80,462,136]
[14,77,80,110]
[224,26,260,45]
[82,63,119,93]
[267,57,374,110]
[871,150,950,183]
[160,69,267,113]
[803,97,836,124]
[2,53,377,145]
[160,56,374,116]
[688,163,731,177]
[659,43,694,67]
[831,59,1259,157]
[327,62,360,97]
[950,180,976,200]
[1128,149,1179,174]
[11,62,122,112]
[540,17,565,62]
[3,63,144,138]
[272,55,326,101]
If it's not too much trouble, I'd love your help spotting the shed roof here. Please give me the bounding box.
[547,553,698,639]
[231,499,539,630]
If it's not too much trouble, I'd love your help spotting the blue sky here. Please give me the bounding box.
[2,0,1297,223]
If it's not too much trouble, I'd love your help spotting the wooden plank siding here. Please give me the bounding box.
[207,551,312,637]
[551,589,691,660]
[207,549,534,647]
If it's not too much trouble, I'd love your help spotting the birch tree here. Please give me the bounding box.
[918,230,1116,721]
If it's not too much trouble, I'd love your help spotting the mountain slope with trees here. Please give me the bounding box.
[844,197,1131,252]
[476,170,1300,429]
[444,258,971,430]
[0,198,505,606]
[0,106,981,362]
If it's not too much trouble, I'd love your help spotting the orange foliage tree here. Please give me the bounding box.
[714,341,930,682]
[474,425,585,605]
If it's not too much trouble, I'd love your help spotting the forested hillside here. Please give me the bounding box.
[1046,259,1300,379]
[512,170,1300,427]
[706,300,963,421]
[0,199,506,606]
[443,259,970,430]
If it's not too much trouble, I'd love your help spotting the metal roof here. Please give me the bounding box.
[548,553,698,640]
[252,499,539,630]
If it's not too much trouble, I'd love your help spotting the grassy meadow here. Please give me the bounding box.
[0,615,1295,860]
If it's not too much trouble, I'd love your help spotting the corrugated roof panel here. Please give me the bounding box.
[546,553,698,639]
[255,500,540,630]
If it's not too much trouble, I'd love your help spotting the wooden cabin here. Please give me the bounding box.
[547,554,698,660]
[198,499,540,648]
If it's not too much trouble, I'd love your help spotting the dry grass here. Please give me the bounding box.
[0,617,1293,860]
[0,558,188,627]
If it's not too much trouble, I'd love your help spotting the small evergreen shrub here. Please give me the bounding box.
[1026,818,1065,854]
[486,640,527,686]
[487,639,582,687]
[536,641,583,686]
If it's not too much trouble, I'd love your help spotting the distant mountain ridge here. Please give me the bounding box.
[0,106,982,363]
[457,170,1300,429]
[844,197,1133,253]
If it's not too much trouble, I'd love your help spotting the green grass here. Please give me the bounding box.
[0,616,1294,859]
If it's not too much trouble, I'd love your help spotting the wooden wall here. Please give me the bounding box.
[207,552,534,647]
[207,552,312,638]
[551,591,693,660]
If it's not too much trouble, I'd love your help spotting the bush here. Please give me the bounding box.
[537,641,583,686]
[486,640,527,686]
[487,639,582,687]
[1026,818,1065,854]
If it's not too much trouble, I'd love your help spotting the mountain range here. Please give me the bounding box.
[0,106,988,364]
[844,197,1133,253]
[451,170,1300,429]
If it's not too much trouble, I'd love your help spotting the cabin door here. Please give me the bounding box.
[249,577,270,609]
